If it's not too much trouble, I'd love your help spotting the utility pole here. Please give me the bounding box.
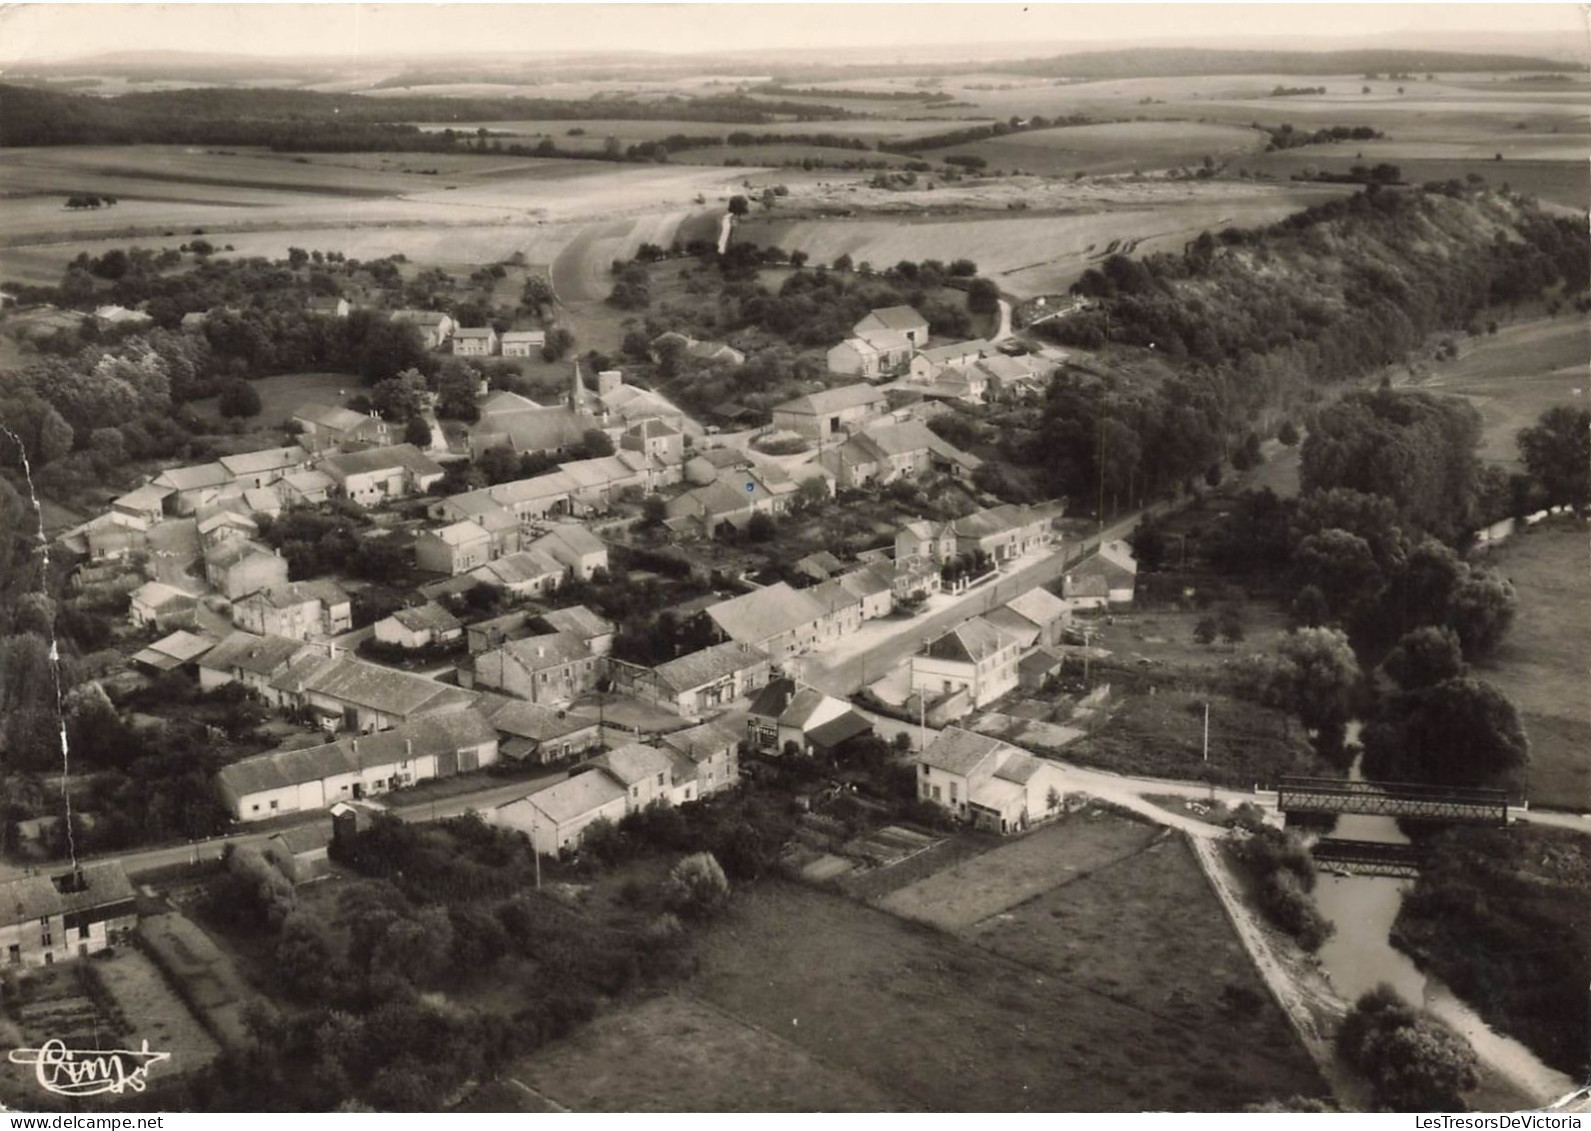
[1203,700,1210,763]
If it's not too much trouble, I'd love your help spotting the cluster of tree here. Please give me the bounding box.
[607,261,651,310]
[1269,85,1328,96]
[610,606,719,667]
[889,113,1096,154]
[254,505,411,586]
[1228,815,1333,950]
[1258,122,1383,150]
[1050,190,1588,408]
[0,83,858,149]
[585,788,798,883]
[64,194,118,209]
[1336,985,1479,1111]
[1516,404,1589,516]
[751,83,956,103]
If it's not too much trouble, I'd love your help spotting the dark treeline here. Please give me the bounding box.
[994,47,1575,79]
[751,83,957,103]
[0,83,859,148]
[1259,122,1383,150]
[891,113,1097,154]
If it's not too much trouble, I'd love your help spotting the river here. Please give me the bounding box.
[1308,737,1576,1107]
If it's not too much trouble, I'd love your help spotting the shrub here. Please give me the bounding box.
[661,852,731,920]
[217,379,262,419]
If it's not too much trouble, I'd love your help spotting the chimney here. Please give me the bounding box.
[405,739,413,758]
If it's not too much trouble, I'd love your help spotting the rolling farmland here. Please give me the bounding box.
[928,120,1271,176]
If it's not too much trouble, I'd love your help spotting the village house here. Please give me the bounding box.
[390,309,455,350]
[953,503,1058,565]
[909,339,992,383]
[575,741,699,812]
[854,304,929,349]
[232,579,352,640]
[274,652,480,733]
[500,329,547,357]
[819,419,981,489]
[470,390,598,459]
[278,468,336,506]
[486,472,578,521]
[0,862,137,967]
[824,329,913,379]
[429,494,522,557]
[972,353,1051,401]
[291,403,391,453]
[684,446,752,485]
[916,727,1067,834]
[658,720,741,797]
[746,678,860,756]
[465,609,534,654]
[263,823,334,885]
[1063,539,1140,607]
[110,483,172,525]
[536,605,615,656]
[320,443,445,506]
[468,632,597,706]
[620,418,684,468]
[662,478,753,538]
[152,462,233,515]
[985,587,1072,648]
[557,452,655,513]
[452,326,498,356]
[219,445,310,490]
[198,630,317,702]
[307,296,351,319]
[197,508,259,551]
[838,563,895,620]
[706,583,830,666]
[808,578,864,641]
[217,708,499,821]
[129,580,200,631]
[608,640,770,719]
[910,617,1024,713]
[374,602,464,650]
[476,692,601,764]
[469,546,566,598]
[491,771,628,857]
[64,512,148,564]
[771,384,890,443]
[415,520,494,576]
[205,539,289,600]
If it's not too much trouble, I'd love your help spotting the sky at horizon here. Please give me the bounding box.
[0,3,1585,65]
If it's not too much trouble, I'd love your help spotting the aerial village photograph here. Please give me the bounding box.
[0,0,1586,1117]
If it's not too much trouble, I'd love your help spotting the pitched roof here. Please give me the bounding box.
[659,720,741,762]
[953,503,1047,541]
[916,339,992,365]
[501,330,546,345]
[472,548,564,586]
[1004,587,1069,627]
[808,578,862,615]
[282,468,335,495]
[774,383,887,418]
[197,510,258,536]
[653,641,769,694]
[205,538,278,572]
[536,605,614,641]
[271,822,333,856]
[857,304,927,332]
[806,710,874,750]
[625,418,679,440]
[1018,646,1066,680]
[453,326,496,339]
[513,770,627,826]
[490,472,577,507]
[838,564,893,599]
[1071,551,1138,587]
[499,631,590,674]
[919,726,1006,777]
[131,629,217,671]
[982,606,1041,648]
[707,583,827,647]
[321,443,443,481]
[924,617,1018,664]
[747,677,797,720]
[198,630,306,676]
[426,520,492,547]
[218,738,356,801]
[532,525,606,564]
[113,483,173,510]
[248,579,349,610]
[219,446,309,478]
[391,602,463,634]
[154,462,231,492]
[779,687,844,730]
[475,406,595,454]
[132,580,196,610]
[289,655,478,718]
[0,862,135,929]
[476,693,598,742]
[796,550,845,577]
[292,403,377,433]
[582,742,676,787]
[668,478,750,521]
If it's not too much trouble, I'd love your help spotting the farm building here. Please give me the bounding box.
[909,339,992,382]
[529,524,608,581]
[491,771,629,858]
[273,652,480,733]
[916,728,1066,833]
[658,720,741,797]
[291,403,391,453]
[535,605,615,656]
[1062,540,1139,606]
[110,483,173,525]
[988,587,1071,647]
[853,305,929,348]
[263,823,333,885]
[415,520,494,575]
[838,564,895,620]
[373,602,464,650]
[953,503,1059,564]
[0,862,137,967]
[469,547,566,598]
[452,326,498,356]
[152,462,232,515]
[771,384,889,442]
[467,632,598,706]
[219,445,310,490]
[279,468,336,505]
[217,709,499,821]
[198,630,317,702]
[608,641,770,719]
[204,539,289,600]
[129,580,200,630]
[320,444,445,506]
[130,629,216,675]
[475,692,601,764]
[390,309,455,349]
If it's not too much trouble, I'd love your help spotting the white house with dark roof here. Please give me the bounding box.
[909,616,1023,713]
[576,741,698,810]
[278,467,336,505]
[989,587,1072,646]
[771,384,890,442]
[535,605,615,656]
[916,727,1066,833]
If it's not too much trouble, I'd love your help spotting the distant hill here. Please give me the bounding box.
[999,47,1581,79]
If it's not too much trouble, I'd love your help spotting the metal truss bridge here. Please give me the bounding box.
[1311,838,1424,879]
[1276,776,1509,826]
